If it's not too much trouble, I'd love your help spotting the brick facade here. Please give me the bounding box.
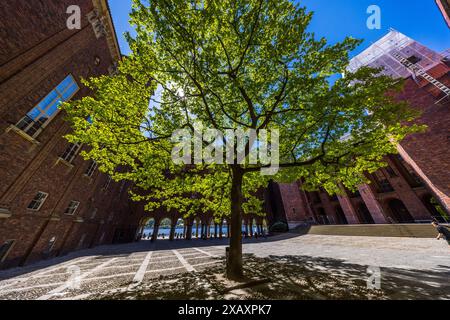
[0,0,140,269]
[273,35,450,227]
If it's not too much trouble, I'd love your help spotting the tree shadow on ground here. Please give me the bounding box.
[98,254,450,300]
[0,233,298,280]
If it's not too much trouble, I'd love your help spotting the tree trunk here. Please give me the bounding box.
[227,166,244,280]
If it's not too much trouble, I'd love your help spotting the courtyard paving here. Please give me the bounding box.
[0,233,449,300]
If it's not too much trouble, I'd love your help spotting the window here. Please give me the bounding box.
[103,176,112,190]
[27,192,49,211]
[61,142,82,163]
[85,161,97,177]
[64,201,80,215]
[16,75,79,138]
[0,240,15,263]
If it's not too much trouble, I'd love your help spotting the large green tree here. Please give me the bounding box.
[64,0,421,280]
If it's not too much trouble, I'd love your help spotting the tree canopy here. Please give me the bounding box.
[63,0,422,279]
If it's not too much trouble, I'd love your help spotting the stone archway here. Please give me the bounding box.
[386,199,415,223]
[141,217,156,241]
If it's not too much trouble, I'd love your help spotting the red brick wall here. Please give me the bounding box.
[281,63,449,226]
[0,0,137,268]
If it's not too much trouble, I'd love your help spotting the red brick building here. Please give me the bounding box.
[274,31,450,227]
[0,0,141,269]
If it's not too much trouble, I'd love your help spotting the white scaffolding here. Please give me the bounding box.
[347,29,450,98]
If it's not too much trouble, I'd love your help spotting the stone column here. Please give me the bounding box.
[185,223,193,240]
[202,223,207,239]
[169,223,176,241]
[219,223,223,239]
[195,222,199,238]
[151,222,160,242]
[397,142,450,216]
[358,184,388,224]
[384,158,434,221]
[337,191,360,224]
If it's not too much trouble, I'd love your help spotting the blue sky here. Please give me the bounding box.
[109,0,449,57]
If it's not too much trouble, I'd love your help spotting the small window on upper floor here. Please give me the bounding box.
[27,191,49,211]
[16,75,79,138]
[85,160,98,177]
[61,142,82,163]
[103,175,112,191]
[64,201,80,215]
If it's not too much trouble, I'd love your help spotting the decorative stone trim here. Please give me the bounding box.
[86,9,107,39]
[54,157,75,170]
[5,125,40,146]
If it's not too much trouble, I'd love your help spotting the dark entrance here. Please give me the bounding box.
[421,194,449,223]
[357,203,375,224]
[335,206,348,225]
[387,199,415,223]
[317,208,330,225]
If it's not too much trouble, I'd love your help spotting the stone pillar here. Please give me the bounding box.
[137,225,144,240]
[244,223,249,237]
[185,224,193,240]
[202,223,207,239]
[397,135,450,216]
[169,223,176,241]
[358,184,388,224]
[384,158,434,221]
[219,223,223,239]
[337,192,360,225]
[151,222,160,242]
[249,221,254,237]
[214,223,218,238]
[195,222,199,238]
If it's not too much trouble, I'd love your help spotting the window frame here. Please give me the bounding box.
[85,160,98,177]
[61,142,82,163]
[15,74,79,138]
[27,191,49,211]
[103,175,112,191]
[64,200,80,216]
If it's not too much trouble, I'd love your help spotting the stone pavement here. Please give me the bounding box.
[0,233,449,300]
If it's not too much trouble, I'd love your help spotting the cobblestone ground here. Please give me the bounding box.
[0,234,449,300]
